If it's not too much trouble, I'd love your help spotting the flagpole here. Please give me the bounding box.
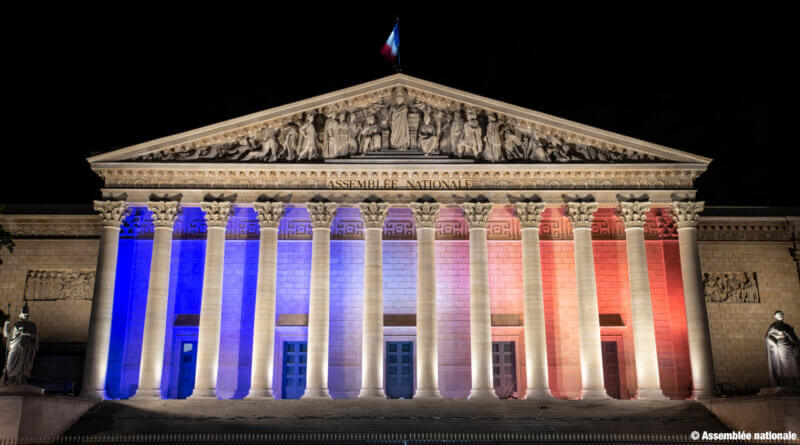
[395,17,401,73]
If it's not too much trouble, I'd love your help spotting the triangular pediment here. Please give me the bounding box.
[87,74,710,166]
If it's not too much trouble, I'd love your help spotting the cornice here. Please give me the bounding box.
[0,215,101,239]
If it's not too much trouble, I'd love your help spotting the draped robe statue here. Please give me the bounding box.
[766,311,800,388]
[3,305,38,386]
[389,94,410,150]
[297,114,318,160]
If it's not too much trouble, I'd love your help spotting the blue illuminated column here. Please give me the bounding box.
[81,200,127,399]
[302,202,338,399]
[462,202,497,400]
[246,202,284,399]
[132,200,180,400]
[358,202,389,399]
[410,202,441,399]
[189,200,233,400]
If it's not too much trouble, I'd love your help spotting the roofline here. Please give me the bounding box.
[87,73,712,165]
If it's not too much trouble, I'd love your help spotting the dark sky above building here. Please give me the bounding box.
[3,8,797,208]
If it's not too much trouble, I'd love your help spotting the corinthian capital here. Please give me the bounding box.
[513,201,546,228]
[253,202,284,229]
[147,201,181,228]
[670,201,705,228]
[201,201,233,228]
[616,200,651,228]
[410,202,440,228]
[93,200,127,227]
[358,202,389,229]
[564,201,599,229]
[462,202,492,229]
[306,202,338,228]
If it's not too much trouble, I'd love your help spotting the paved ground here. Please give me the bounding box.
[66,398,729,436]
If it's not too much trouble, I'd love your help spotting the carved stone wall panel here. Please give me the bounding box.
[697,222,794,242]
[703,272,760,303]
[24,269,96,301]
[331,220,364,240]
[279,218,313,240]
[487,219,520,240]
[0,216,102,239]
[383,219,415,240]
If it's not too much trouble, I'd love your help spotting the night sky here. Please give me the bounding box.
[4,9,797,209]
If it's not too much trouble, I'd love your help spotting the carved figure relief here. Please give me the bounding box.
[703,272,760,303]
[133,87,661,163]
[24,270,96,301]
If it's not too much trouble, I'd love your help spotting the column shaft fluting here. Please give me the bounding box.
[247,202,283,399]
[81,200,127,399]
[566,201,609,400]
[134,201,180,399]
[618,200,666,399]
[302,202,337,399]
[463,202,496,399]
[190,201,232,399]
[672,200,715,399]
[358,202,388,398]
[514,201,552,399]
[411,202,441,398]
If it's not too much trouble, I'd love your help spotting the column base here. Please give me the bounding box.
[690,388,714,400]
[130,389,163,400]
[468,388,499,400]
[358,388,386,399]
[581,389,611,400]
[414,389,442,399]
[79,389,107,400]
[634,388,668,400]
[187,389,218,400]
[245,389,275,400]
[525,388,554,400]
[301,388,331,399]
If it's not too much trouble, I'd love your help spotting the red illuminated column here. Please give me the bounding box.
[189,200,233,399]
[133,200,181,400]
[617,199,667,400]
[302,202,338,399]
[358,202,389,399]
[671,200,716,399]
[513,201,553,399]
[411,202,442,399]
[246,202,284,399]
[81,200,127,399]
[564,198,610,400]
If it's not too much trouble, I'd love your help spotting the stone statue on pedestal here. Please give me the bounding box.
[766,310,800,388]
[2,303,38,386]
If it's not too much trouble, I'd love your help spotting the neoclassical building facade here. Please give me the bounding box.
[1,75,798,402]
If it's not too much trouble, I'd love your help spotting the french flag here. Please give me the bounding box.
[381,22,399,63]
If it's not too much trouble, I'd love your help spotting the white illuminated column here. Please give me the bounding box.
[189,201,233,400]
[133,201,181,400]
[513,201,553,400]
[564,199,610,400]
[81,200,127,399]
[302,202,338,399]
[410,202,441,399]
[462,202,497,400]
[246,202,284,399]
[617,200,667,400]
[358,202,389,399]
[671,200,716,399]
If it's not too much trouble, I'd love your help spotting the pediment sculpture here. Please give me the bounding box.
[134,87,663,164]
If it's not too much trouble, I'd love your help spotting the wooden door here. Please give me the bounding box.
[281,341,307,399]
[492,341,517,398]
[386,341,413,399]
[601,340,621,399]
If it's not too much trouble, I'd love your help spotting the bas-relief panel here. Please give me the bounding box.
[703,272,761,304]
[24,269,96,301]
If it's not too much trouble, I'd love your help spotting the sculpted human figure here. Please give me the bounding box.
[483,113,503,162]
[418,112,439,155]
[766,311,800,388]
[359,114,382,153]
[334,113,349,158]
[459,109,482,158]
[321,111,338,159]
[501,121,523,160]
[450,111,464,157]
[347,113,361,155]
[280,123,299,161]
[297,113,319,160]
[389,91,410,150]
[2,303,38,386]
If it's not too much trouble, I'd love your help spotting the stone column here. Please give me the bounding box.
[565,199,610,400]
[671,200,716,399]
[410,202,442,398]
[189,201,233,399]
[246,202,284,399]
[81,200,127,399]
[462,202,497,400]
[617,200,667,400]
[133,201,181,399]
[514,201,553,400]
[302,202,338,399]
[358,202,389,399]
